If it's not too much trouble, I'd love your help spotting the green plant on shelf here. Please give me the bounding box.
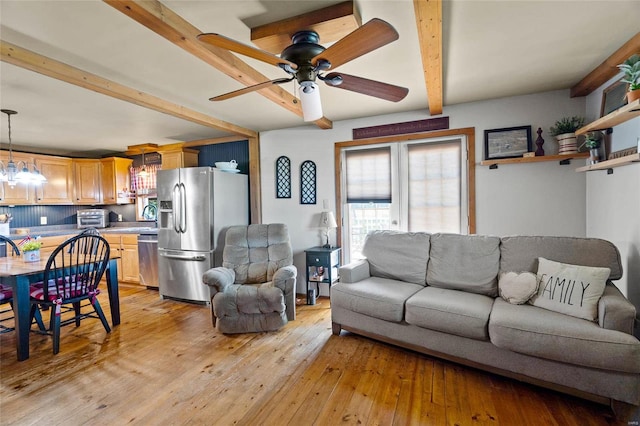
[549,116,585,136]
[618,53,640,91]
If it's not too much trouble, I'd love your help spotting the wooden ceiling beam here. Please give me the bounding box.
[104,0,332,129]
[413,0,443,115]
[251,1,361,54]
[570,32,640,98]
[0,41,257,138]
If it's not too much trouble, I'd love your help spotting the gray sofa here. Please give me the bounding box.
[331,231,640,409]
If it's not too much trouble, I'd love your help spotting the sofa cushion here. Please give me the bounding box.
[530,257,610,321]
[362,230,430,285]
[405,287,494,341]
[489,298,640,373]
[426,233,500,296]
[500,236,622,280]
[499,271,538,304]
[331,277,424,323]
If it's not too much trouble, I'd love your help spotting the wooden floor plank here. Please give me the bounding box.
[0,288,631,425]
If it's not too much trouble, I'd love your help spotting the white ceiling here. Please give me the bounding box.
[0,0,638,157]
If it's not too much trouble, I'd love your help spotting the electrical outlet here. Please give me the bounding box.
[40,216,47,225]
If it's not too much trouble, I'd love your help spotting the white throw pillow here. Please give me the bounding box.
[529,257,610,321]
[498,271,538,304]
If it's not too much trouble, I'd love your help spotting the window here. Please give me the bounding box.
[337,129,475,262]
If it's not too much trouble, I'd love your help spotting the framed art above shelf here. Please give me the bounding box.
[480,152,589,169]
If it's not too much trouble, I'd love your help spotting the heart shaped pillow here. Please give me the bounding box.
[499,271,538,304]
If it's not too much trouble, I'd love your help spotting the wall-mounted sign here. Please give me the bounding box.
[352,117,449,140]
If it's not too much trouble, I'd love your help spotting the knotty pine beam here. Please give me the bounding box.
[414,0,443,115]
[104,0,333,130]
[570,32,640,98]
[1,40,257,138]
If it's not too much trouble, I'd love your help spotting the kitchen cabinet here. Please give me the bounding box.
[103,234,124,282]
[73,159,102,204]
[0,150,34,205]
[101,157,133,205]
[33,156,73,204]
[161,149,198,169]
[103,233,140,284]
[120,234,140,283]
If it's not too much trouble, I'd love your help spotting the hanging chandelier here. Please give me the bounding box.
[0,109,47,188]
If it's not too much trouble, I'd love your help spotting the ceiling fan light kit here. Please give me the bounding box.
[197,16,408,122]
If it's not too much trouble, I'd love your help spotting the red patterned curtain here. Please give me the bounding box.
[130,164,161,194]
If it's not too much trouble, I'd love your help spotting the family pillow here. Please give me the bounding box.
[529,257,610,321]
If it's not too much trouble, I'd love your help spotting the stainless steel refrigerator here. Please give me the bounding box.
[157,167,248,303]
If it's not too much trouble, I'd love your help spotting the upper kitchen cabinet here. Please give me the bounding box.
[0,150,35,205]
[101,157,133,204]
[161,148,198,169]
[73,159,102,204]
[33,155,74,204]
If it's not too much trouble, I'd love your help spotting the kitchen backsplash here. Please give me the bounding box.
[0,204,136,229]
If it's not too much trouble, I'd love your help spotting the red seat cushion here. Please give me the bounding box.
[29,276,90,302]
[0,284,12,302]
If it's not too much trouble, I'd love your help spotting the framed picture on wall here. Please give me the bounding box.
[600,79,628,117]
[484,126,532,160]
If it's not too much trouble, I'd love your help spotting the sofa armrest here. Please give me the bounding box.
[202,267,235,296]
[273,265,297,321]
[598,282,637,335]
[339,259,371,283]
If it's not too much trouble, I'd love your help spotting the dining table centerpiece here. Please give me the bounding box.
[22,240,42,262]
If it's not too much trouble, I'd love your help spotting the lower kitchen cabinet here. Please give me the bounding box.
[104,233,140,284]
[121,235,140,284]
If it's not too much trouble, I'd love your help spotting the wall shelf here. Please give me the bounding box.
[576,99,640,135]
[575,153,639,173]
[481,152,589,169]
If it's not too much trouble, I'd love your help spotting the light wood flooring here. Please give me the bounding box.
[0,285,636,425]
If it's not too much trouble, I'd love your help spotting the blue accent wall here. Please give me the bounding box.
[197,140,249,174]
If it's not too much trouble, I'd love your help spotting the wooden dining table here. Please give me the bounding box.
[0,255,120,361]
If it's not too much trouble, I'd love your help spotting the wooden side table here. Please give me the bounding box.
[304,246,341,304]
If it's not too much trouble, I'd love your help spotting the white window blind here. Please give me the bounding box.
[345,147,391,203]
[407,142,461,233]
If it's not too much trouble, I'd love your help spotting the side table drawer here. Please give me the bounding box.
[306,254,330,267]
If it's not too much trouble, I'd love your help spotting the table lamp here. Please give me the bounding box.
[319,211,338,248]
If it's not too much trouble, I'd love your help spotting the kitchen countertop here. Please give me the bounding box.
[4,223,158,239]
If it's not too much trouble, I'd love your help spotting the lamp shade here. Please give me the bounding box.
[319,211,338,229]
[299,82,323,122]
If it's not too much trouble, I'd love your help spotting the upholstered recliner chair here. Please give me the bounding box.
[202,224,297,333]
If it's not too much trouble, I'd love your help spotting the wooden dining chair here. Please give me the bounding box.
[0,235,45,334]
[29,234,111,354]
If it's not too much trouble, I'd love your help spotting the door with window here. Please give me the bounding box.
[340,132,473,262]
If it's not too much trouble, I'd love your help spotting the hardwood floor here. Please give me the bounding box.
[0,285,636,425]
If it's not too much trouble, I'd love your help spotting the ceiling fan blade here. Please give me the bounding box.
[323,72,408,102]
[312,19,399,70]
[198,33,297,69]
[210,78,294,101]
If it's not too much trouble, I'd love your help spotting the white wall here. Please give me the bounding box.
[260,89,587,295]
[585,74,640,302]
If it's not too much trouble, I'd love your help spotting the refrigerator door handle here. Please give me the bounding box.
[180,183,187,233]
[159,252,207,261]
[172,184,181,233]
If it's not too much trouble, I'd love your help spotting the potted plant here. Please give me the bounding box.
[584,132,601,164]
[21,240,42,262]
[549,116,585,155]
[617,54,640,103]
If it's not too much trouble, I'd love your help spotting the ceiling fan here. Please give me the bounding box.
[197,18,409,122]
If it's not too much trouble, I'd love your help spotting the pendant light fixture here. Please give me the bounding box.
[138,148,148,177]
[0,109,47,188]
